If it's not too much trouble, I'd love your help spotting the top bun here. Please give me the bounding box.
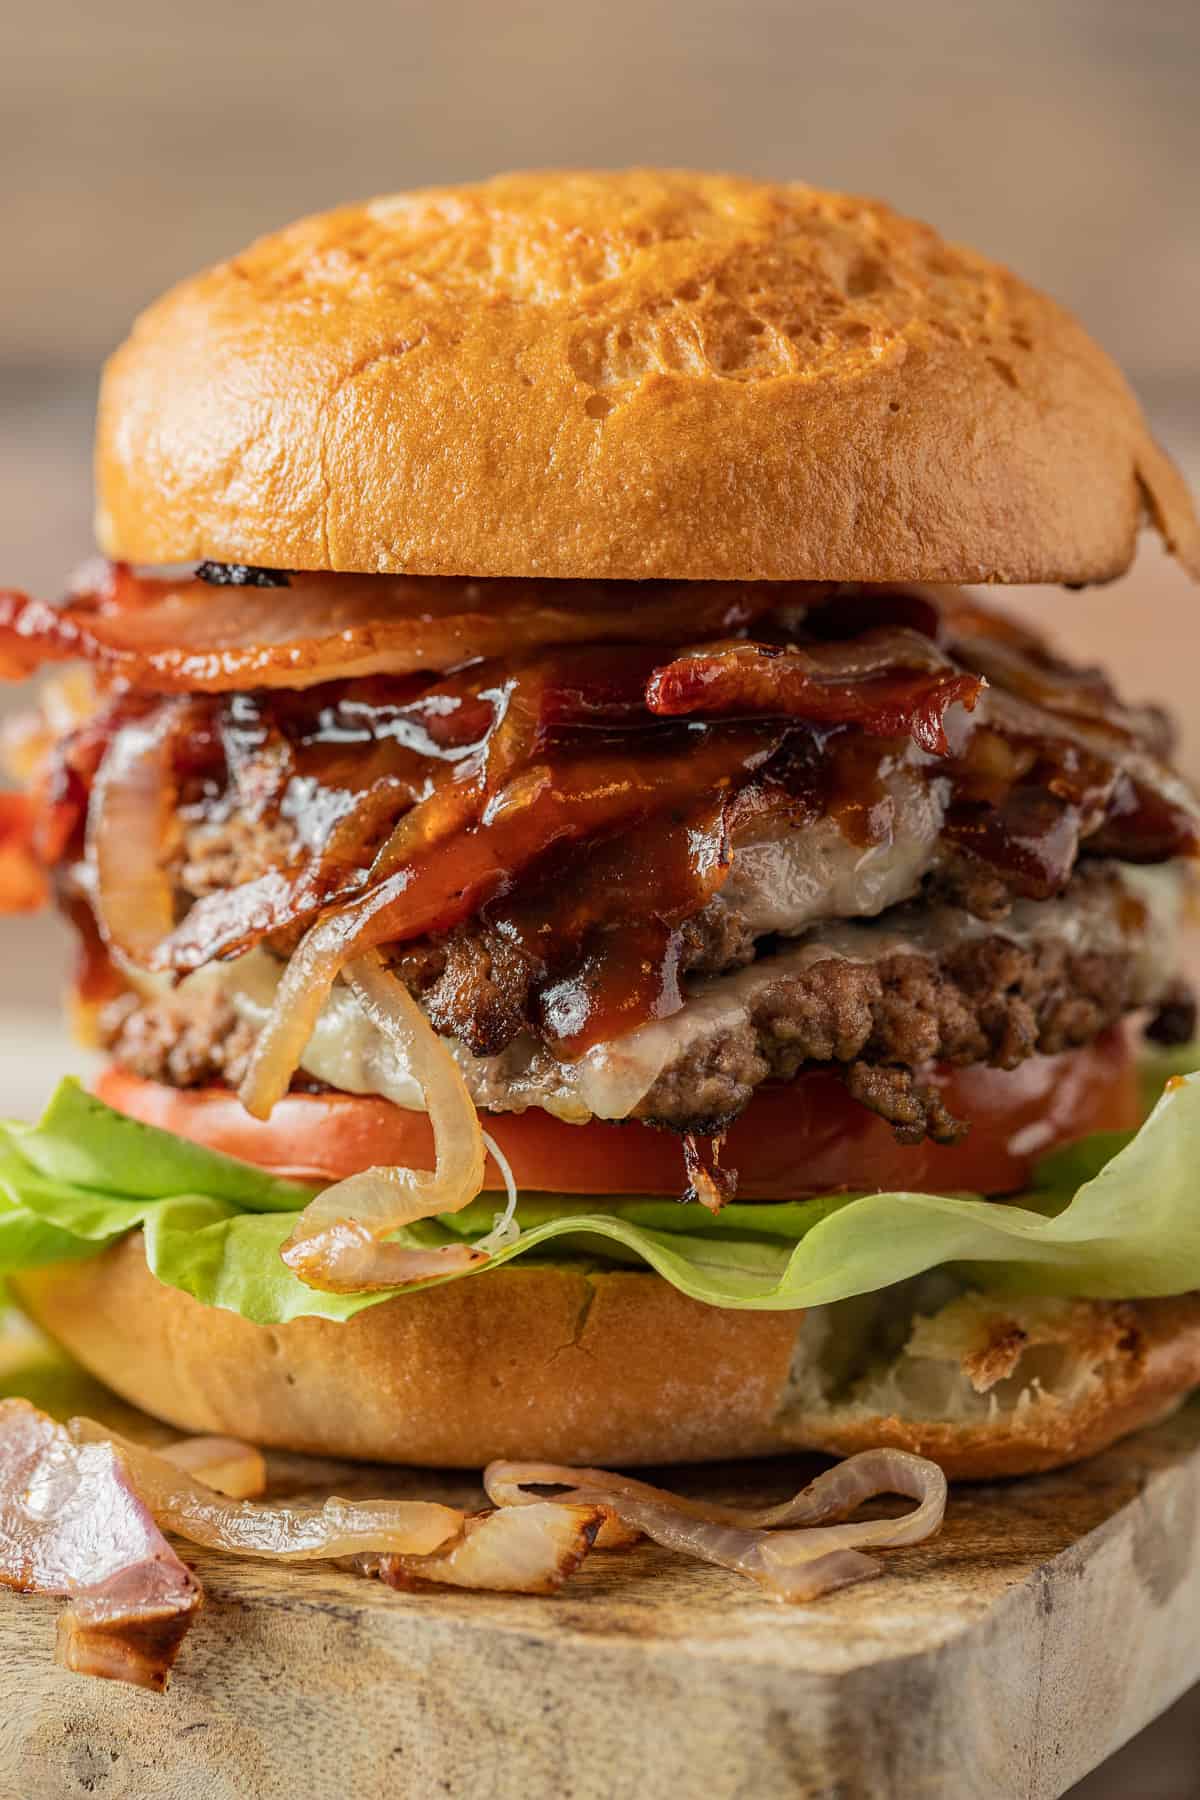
[96,169,1199,586]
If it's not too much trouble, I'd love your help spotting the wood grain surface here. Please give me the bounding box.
[1,1383,1199,1800]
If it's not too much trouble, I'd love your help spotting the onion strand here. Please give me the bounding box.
[484,1450,948,1602]
[86,699,195,964]
[69,1419,463,1559]
[277,952,488,1292]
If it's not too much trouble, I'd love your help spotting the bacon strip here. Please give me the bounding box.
[167,728,778,981]
[647,631,985,755]
[233,729,780,1118]
[0,1400,200,1691]
[0,570,803,694]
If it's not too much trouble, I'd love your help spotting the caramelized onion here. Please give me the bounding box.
[68,1418,462,1558]
[160,1436,268,1500]
[477,1128,521,1250]
[362,1502,606,1595]
[85,700,198,963]
[484,1450,948,1602]
[72,1418,603,1595]
[236,730,775,1118]
[0,569,805,693]
[0,670,97,788]
[0,1399,201,1691]
[148,769,437,971]
[681,1132,738,1214]
[275,952,487,1292]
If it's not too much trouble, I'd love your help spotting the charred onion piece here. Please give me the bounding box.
[0,1399,201,1691]
[647,631,985,756]
[681,1132,738,1213]
[359,1502,606,1595]
[484,1450,948,1602]
[195,562,291,588]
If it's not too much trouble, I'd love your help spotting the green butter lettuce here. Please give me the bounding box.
[0,1068,1198,1326]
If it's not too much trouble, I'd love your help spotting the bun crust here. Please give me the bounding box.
[96,169,1199,586]
[15,1238,1200,1479]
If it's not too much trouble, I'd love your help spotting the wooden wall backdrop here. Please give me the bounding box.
[0,0,1197,380]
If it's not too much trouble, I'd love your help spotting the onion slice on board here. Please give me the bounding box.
[68,1418,463,1559]
[275,952,488,1292]
[0,1399,201,1690]
[159,1436,268,1500]
[484,1450,948,1601]
[357,1502,606,1595]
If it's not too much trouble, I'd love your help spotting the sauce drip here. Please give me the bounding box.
[26,583,1198,1060]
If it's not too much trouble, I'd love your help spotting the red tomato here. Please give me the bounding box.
[96,1028,1138,1201]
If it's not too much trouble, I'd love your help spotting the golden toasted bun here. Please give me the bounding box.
[95,169,1199,587]
[14,1239,1200,1478]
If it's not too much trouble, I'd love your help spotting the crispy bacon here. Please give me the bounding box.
[943,687,1200,897]
[159,725,780,976]
[233,729,782,1119]
[0,1399,200,1691]
[647,631,985,756]
[944,599,1177,759]
[0,568,808,694]
[6,571,1194,1082]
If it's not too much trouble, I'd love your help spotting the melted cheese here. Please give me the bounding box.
[180,860,1188,1125]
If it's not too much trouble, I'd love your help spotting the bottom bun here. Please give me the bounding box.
[14,1238,1200,1478]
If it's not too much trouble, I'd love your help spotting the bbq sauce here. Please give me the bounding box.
[47,584,1200,1061]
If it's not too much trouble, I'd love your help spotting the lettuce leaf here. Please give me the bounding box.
[0,1069,1197,1327]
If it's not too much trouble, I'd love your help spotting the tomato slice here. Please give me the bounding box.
[96,1028,1138,1202]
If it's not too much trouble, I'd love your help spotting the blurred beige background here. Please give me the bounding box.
[1,3,1198,1789]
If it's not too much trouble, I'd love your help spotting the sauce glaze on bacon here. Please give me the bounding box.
[0,566,814,692]
[10,577,1199,1073]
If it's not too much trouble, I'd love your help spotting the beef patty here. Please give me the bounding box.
[101,858,1190,1143]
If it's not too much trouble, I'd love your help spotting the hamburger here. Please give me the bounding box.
[1,167,1199,1480]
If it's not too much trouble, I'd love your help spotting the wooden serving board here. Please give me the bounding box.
[1,1388,1199,1800]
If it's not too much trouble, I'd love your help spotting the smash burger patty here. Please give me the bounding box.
[103,860,1189,1142]
[4,169,1200,1479]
